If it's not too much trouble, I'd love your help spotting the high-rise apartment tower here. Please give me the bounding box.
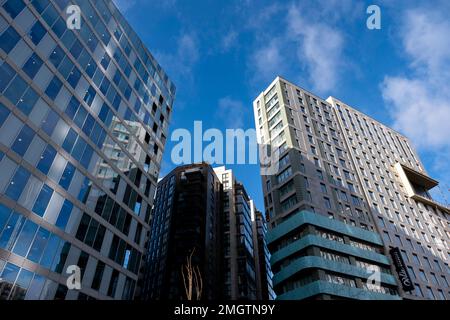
[143,164,273,300]
[253,76,449,300]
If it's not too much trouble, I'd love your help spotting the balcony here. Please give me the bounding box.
[277,280,401,300]
[394,163,449,213]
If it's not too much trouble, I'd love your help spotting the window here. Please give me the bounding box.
[59,162,75,190]
[53,242,71,274]
[65,96,80,120]
[62,129,78,153]
[340,191,348,202]
[67,67,82,88]
[76,213,91,242]
[0,262,20,297]
[40,234,61,269]
[426,287,435,300]
[12,220,38,257]
[75,213,105,252]
[316,170,324,180]
[108,270,119,297]
[4,73,27,104]
[434,260,442,272]
[415,284,423,297]
[382,231,391,243]
[32,184,53,217]
[0,26,20,53]
[91,261,105,291]
[27,227,50,263]
[45,76,63,100]
[3,0,26,18]
[5,166,30,201]
[23,53,43,79]
[351,195,361,206]
[0,62,16,93]
[394,235,402,246]
[0,204,12,234]
[320,183,327,194]
[49,46,65,68]
[441,276,449,287]
[324,197,332,209]
[407,266,416,279]
[28,21,46,45]
[277,167,292,184]
[55,200,73,230]
[37,145,57,175]
[430,273,439,286]
[281,195,298,212]
[11,125,34,156]
[83,86,96,106]
[348,182,355,193]
[419,270,427,282]
[16,87,39,116]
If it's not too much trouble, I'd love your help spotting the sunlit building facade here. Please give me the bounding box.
[253,77,449,300]
[0,0,175,300]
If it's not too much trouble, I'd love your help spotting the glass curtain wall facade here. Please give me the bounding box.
[214,166,272,300]
[143,163,223,300]
[0,0,175,300]
[251,208,276,300]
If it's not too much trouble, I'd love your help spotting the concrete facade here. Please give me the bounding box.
[253,76,449,300]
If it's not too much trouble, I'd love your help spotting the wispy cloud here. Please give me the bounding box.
[112,0,137,13]
[381,7,450,191]
[287,4,345,93]
[250,38,285,83]
[155,33,200,83]
[216,97,249,129]
[247,1,349,94]
[220,30,239,53]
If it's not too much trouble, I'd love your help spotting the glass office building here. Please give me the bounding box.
[0,0,175,300]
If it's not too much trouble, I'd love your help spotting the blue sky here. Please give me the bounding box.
[113,0,450,211]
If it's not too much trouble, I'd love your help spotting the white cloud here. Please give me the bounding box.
[220,30,238,52]
[112,0,137,13]
[216,97,248,129]
[401,9,450,78]
[382,77,450,149]
[247,2,348,93]
[251,39,285,82]
[381,8,450,190]
[287,5,345,93]
[382,9,450,149]
[155,33,199,82]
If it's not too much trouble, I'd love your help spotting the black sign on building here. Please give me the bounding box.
[389,247,415,292]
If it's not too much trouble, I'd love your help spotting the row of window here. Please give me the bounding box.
[1,2,166,178]
[0,70,153,223]
[0,202,72,274]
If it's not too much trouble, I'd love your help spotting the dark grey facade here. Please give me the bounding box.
[142,163,223,300]
[252,209,276,300]
[143,164,274,300]
[0,0,175,300]
[214,166,274,300]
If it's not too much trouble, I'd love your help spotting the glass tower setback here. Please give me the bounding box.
[0,0,175,300]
